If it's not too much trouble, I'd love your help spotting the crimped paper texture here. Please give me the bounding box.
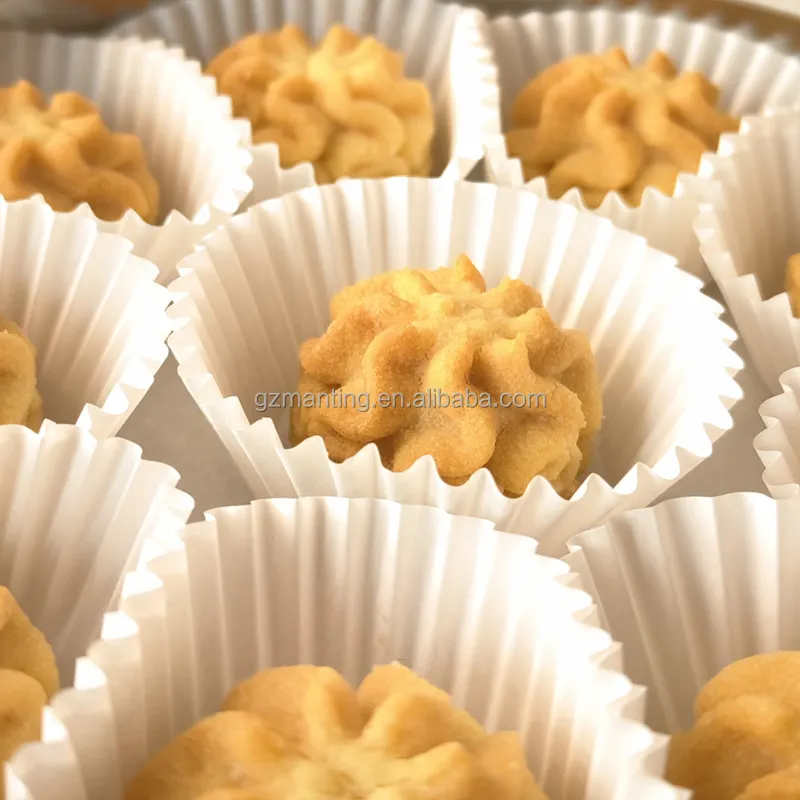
[0,423,192,690]
[755,365,800,499]
[471,5,800,281]
[0,28,253,283]
[566,493,800,743]
[0,197,171,440]
[111,0,488,206]
[167,177,742,556]
[695,110,800,392]
[7,497,682,799]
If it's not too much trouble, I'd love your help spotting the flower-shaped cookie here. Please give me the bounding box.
[667,652,800,799]
[0,80,159,222]
[785,254,800,318]
[506,47,740,208]
[205,24,435,183]
[0,587,59,794]
[289,254,602,498]
[0,316,42,429]
[125,662,547,799]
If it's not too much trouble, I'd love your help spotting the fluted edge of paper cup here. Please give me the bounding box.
[166,177,743,557]
[474,4,800,281]
[754,366,800,499]
[563,492,800,742]
[7,497,684,799]
[694,111,800,392]
[110,0,488,202]
[0,197,173,441]
[0,29,254,283]
[0,422,194,688]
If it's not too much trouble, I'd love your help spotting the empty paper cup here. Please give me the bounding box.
[167,177,742,556]
[468,5,800,280]
[7,497,680,799]
[0,197,172,440]
[0,28,253,282]
[111,0,490,206]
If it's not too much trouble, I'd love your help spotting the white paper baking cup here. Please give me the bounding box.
[469,5,800,281]
[0,28,253,283]
[110,0,489,207]
[0,423,192,693]
[753,365,800,499]
[0,197,172,441]
[694,111,800,392]
[167,177,742,557]
[6,496,682,800]
[565,493,800,747]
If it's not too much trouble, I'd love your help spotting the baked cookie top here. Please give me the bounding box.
[0,81,159,222]
[0,317,42,430]
[506,47,739,208]
[125,662,547,799]
[206,24,435,183]
[667,652,800,800]
[290,254,602,498]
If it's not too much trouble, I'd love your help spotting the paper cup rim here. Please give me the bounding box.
[1,196,173,439]
[755,365,800,499]
[4,30,255,234]
[7,495,679,799]
[167,175,743,516]
[474,3,791,213]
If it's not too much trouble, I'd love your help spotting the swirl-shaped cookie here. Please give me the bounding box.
[206,24,435,182]
[506,48,739,208]
[289,255,602,498]
[0,81,159,222]
[0,317,42,430]
[126,663,547,800]
[667,652,800,799]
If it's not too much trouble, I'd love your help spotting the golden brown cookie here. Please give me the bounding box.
[785,254,800,318]
[0,317,43,430]
[0,587,59,794]
[289,254,602,498]
[666,652,800,800]
[0,81,159,223]
[206,24,435,183]
[125,662,547,799]
[506,47,740,208]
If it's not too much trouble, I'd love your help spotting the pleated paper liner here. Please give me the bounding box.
[754,365,800,499]
[0,28,253,283]
[110,0,490,205]
[166,177,742,557]
[0,197,171,441]
[467,4,800,281]
[695,110,800,393]
[565,493,800,746]
[7,497,682,800]
[0,423,192,688]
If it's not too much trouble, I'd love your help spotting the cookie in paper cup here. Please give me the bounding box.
[694,111,800,392]
[468,5,800,281]
[0,29,252,283]
[167,177,742,556]
[7,497,680,799]
[754,366,800,498]
[0,197,173,440]
[565,492,800,797]
[110,0,488,207]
